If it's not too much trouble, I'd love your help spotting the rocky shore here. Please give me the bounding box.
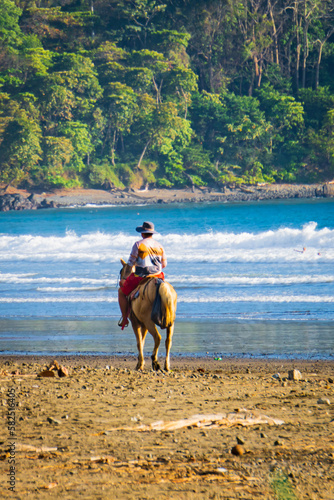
[1,182,334,211]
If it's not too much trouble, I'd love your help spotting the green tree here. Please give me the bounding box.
[307,107,334,179]
[0,0,24,89]
[101,82,138,165]
[36,136,75,188]
[257,83,305,173]
[190,89,272,183]
[59,121,93,171]
[0,92,42,186]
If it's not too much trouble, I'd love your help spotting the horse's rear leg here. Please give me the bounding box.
[164,324,174,372]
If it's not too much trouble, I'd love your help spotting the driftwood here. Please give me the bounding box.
[107,410,284,432]
[13,443,57,452]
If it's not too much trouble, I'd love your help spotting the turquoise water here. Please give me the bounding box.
[0,199,333,358]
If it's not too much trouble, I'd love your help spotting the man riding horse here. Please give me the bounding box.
[118,221,167,329]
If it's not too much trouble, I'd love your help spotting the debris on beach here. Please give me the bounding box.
[40,482,58,490]
[58,365,69,377]
[38,360,69,378]
[47,416,62,425]
[37,369,56,378]
[106,410,285,432]
[13,443,58,453]
[90,455,117,464]
[317,397,331,405]
[288,369,302,381]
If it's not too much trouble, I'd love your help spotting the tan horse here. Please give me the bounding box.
[120,259,177,371]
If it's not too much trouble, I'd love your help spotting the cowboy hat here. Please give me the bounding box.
[136,221,156,233]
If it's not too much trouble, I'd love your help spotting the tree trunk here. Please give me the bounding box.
[268,0,279,65]
[152,76,163,106]
[315,41,323,90]
[294,3,301,92]
[301,0,310,89]
[286,39,292,79]
[184,172,195,192]
[180,88,188,119]
[257,59,263,87]
[254,53,260,87]
[137,140,151,169]
[111,129,117,167]
[315,28,334,89]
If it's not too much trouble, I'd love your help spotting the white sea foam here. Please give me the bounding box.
[0,294,333,304]
[0,222,333,263]
[0,230,132,262]
[0,272,37,279]
[36,286,109,292]
[0,297,118,303]
[170,274,334,285]
[163,222,334,262]
[179,295,334,303]
[0,274,114,285]
[2,272,332,286]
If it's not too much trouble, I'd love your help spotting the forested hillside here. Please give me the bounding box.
[1,0,334,191]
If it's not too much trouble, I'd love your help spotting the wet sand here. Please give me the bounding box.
[1,355,333,499]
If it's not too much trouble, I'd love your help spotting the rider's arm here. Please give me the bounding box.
[125,241,139,277]
[161,247,167,269]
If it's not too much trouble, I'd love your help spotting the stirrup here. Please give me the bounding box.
[118,317,129,329]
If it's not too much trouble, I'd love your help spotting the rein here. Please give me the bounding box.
[117,268,122,288]
[142,277,154,298]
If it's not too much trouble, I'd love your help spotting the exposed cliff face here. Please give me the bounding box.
[0,183,333,211]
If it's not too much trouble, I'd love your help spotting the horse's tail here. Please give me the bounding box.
[158,282,177,329]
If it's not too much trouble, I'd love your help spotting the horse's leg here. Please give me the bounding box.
[146,321,161,371]
[132,317,146,371]
[164,324,174,372]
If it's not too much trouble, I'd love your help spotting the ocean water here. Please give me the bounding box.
[0,199,333,359]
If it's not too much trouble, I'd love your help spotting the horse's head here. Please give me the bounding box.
[119,259,134,280]
[119,258,127,279]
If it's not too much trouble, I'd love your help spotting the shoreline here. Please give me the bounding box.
[1,182,334,211]
[1,354,333,371]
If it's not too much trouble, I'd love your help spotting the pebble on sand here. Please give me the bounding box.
[231,444,244,456]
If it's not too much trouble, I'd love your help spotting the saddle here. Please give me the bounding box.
[128,275,154,302]
[121,275,164,330]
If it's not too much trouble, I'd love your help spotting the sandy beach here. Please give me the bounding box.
[1,186,333,498]
[1,355,333,499]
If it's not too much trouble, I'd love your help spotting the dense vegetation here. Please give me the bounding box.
[1,0,334,190]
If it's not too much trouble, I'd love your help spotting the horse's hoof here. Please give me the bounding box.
[152,361,161,371]
[135,363,144,371]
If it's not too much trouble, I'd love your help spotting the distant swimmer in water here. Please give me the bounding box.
[294,247,306,253]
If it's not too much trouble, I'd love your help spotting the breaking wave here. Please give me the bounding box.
[1,272,333,287]
[0,222,333,263]
[0,294,333,304]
